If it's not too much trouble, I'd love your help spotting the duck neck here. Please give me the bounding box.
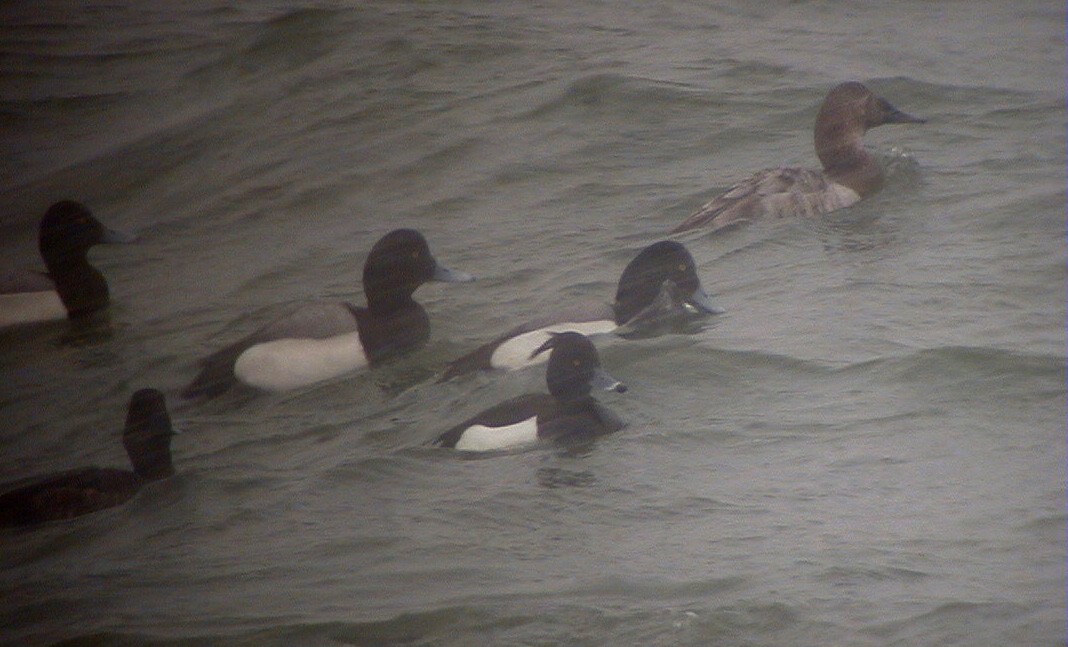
[129,443,175,481]
[366,289,418,316]
[136,461,175,481]
[43,252,109,318]
[814,122,883,196]
[554,391,595,410]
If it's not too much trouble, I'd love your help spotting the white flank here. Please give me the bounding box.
[455,417,539,452]
[234,332,369,392]
[489,320,617,371]
[828,182,862,209]
[0,291,66,327]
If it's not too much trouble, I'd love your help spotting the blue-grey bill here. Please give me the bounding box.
[686,286,726,315]
[102,227,138,244]
[432,263,476,283]
[591,366,626,393]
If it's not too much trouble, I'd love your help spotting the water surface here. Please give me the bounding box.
[0,1,1064,645]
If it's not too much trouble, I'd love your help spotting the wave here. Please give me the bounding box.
[860,600,1045,644]
[520,73,716,123]
[839,345,1066,387]
[44,595,793,647]
[628,339,1065,385]
[184,8,343,84]
[36,583,1065,646]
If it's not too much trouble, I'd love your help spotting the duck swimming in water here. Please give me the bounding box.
[0,201,135,327]
[439,240,721,382]
[671,81,925,234]
[0,389,177,528]
[181,228,474,398]
[433,332,626,452]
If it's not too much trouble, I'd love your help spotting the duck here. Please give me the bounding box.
[439,240,721,382]
[433,332,626,452]
[181,228,475,398]
[0,389,177,528]
[670,81,926,234]
[0,201,136,327]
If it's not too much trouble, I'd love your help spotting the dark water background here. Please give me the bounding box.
[0,1,1064,645]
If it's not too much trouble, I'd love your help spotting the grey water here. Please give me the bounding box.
[0,1,1064,645]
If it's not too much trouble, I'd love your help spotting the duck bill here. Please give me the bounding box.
[685,286,726,315]
[590,366,626,393]
[101,226,138,244]
[431,263,475,283]
[615,280,722,335]
[884,105,926,125]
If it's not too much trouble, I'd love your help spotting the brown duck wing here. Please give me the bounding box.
[0,468,141,527]
[670,167,850,234]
